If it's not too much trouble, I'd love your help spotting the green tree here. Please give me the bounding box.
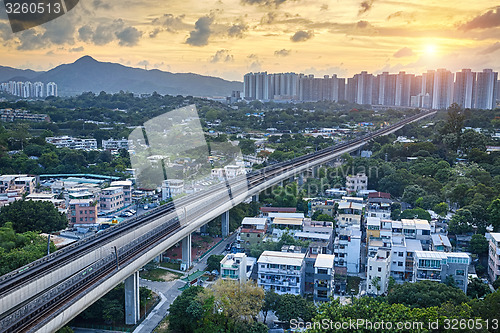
[460,129,487,154]
[102,299,124,325]
[470,290,500,323]
[469,234,489,256]
[467,278,491,299]
[401,185,426,205]
[0,200,67,233]
[399,207,431,221]
[386,280,468,308]
[0,222,56,275]
[262,290,279,323]
[274,294,317,324]
[493,278,500,290]
[370,276,381,293]
[168,286,205,332]
[448,208,474,234]
[487,198,500,232]
[433,202,449,217]
[206,254,224,272]
[309,297,484,333]
[440,103,465,151]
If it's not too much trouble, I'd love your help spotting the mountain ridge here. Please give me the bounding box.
[0,56,243,97]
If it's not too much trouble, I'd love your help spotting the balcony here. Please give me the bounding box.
[416,272,441,281]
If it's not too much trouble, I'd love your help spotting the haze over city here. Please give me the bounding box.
[0,0,499,80]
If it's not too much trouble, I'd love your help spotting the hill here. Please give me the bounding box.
[1,56,243,97]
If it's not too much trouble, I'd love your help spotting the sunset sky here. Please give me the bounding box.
[0,0,499,81]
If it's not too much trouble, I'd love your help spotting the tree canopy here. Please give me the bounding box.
[0,200,67,233]
[386,280,469,308]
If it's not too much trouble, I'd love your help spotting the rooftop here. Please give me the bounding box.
[110,180,133,186]
[366,216,381,226]
[338,201,364,210]
[261,207,297,213]
[314,254,335,268]
[368,192,391,199]
[242,217,267,226]
[102,186,123,191]
[268,212,305,219]
[294,232,331,240]
[490,233,500,242]
[414,251,469,260]
[431,234,452,248]
[272,217,303,226]
[258,251,305,266]
[406,239,423,252]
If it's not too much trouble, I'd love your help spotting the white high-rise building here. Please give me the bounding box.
[474,69,498,110]
[454,69,475,109]
[33,82,44,98]
[395,71,412,107]
[377,72,396,105]
[46,82,58,97]
[432,69,454,109]
[355,71,373,105]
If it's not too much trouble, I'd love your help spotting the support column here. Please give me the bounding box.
[221,211,229,238]
[298,173,304,186]
[125,271,140,325]
[182,234,192,269]
[252,193,259,202]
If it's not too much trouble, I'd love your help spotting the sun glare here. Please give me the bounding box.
[425,44,437,55]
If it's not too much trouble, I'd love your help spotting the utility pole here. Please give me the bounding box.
[47,233,51,255]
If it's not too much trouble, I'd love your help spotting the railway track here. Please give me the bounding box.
[0,110,435,332]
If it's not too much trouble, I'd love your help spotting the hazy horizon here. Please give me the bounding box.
[0,0,499,81]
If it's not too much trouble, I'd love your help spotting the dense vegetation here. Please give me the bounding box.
[0,200,67,233]
[72,283,153,326]
[299,104,500,234]
[0,222,56,275]
[166,280,500,333]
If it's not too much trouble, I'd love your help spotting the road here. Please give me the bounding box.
[133,232,237,333]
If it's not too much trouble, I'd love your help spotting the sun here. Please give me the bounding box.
[425,44,437,55]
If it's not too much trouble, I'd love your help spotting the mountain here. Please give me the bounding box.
[0,66,40,83]
[2,56,243,97]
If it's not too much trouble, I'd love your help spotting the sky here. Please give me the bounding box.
[0,0,499,81]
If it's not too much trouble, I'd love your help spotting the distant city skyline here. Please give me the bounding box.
[243,68,499,109]
[0,1,499,81]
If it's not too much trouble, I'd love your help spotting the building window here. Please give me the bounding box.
[456,269,465,276]
[369,266,372,271]
[378,267,381,272]
[398,262,403,267]
[398,252,403,257]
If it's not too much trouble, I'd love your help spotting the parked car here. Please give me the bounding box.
[143,205,149,210]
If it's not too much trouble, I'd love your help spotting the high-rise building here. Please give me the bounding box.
[46,82,58,97]
[355,71,373,105]
[453,69,476,109]
[377,72,396,106]
[421,70,435,102]
[242,69,497,107]
[243,73,256,100]
[474,69,498,110]
[432,69,454,109]
[338,77,346,102]
[395,71,413,107]
[254,72,269,100]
